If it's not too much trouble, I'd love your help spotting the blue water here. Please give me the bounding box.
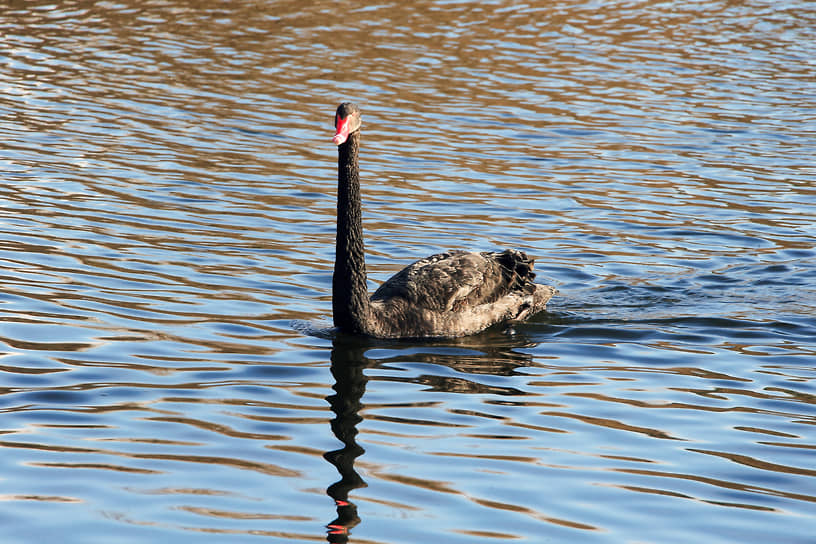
[1,1,815,542]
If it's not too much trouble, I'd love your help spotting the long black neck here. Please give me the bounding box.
[333,130,370,334]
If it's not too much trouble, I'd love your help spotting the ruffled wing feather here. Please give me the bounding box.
[371,249,538,313]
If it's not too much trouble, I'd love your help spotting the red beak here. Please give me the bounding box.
[332,114,352,145]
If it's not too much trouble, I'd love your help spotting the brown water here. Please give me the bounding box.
[1,1,815,543]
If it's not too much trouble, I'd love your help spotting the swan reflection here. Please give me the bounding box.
[321,329,541,541]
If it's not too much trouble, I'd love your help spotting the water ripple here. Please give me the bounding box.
[1,0,815,543]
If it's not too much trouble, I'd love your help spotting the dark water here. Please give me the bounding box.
[2,1,815,542]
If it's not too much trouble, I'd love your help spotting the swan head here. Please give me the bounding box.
[333,102,362,145]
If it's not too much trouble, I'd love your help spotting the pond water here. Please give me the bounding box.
[1,1,815,542]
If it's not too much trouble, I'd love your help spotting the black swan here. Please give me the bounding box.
[330,102,554,338]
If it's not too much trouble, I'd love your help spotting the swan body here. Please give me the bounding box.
[330,102,554,339]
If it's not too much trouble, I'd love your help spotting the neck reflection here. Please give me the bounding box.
[324,338,370,543]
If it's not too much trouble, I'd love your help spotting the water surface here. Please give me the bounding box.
[1,1,815,543]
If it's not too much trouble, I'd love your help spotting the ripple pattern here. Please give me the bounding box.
[1,1,815,543]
